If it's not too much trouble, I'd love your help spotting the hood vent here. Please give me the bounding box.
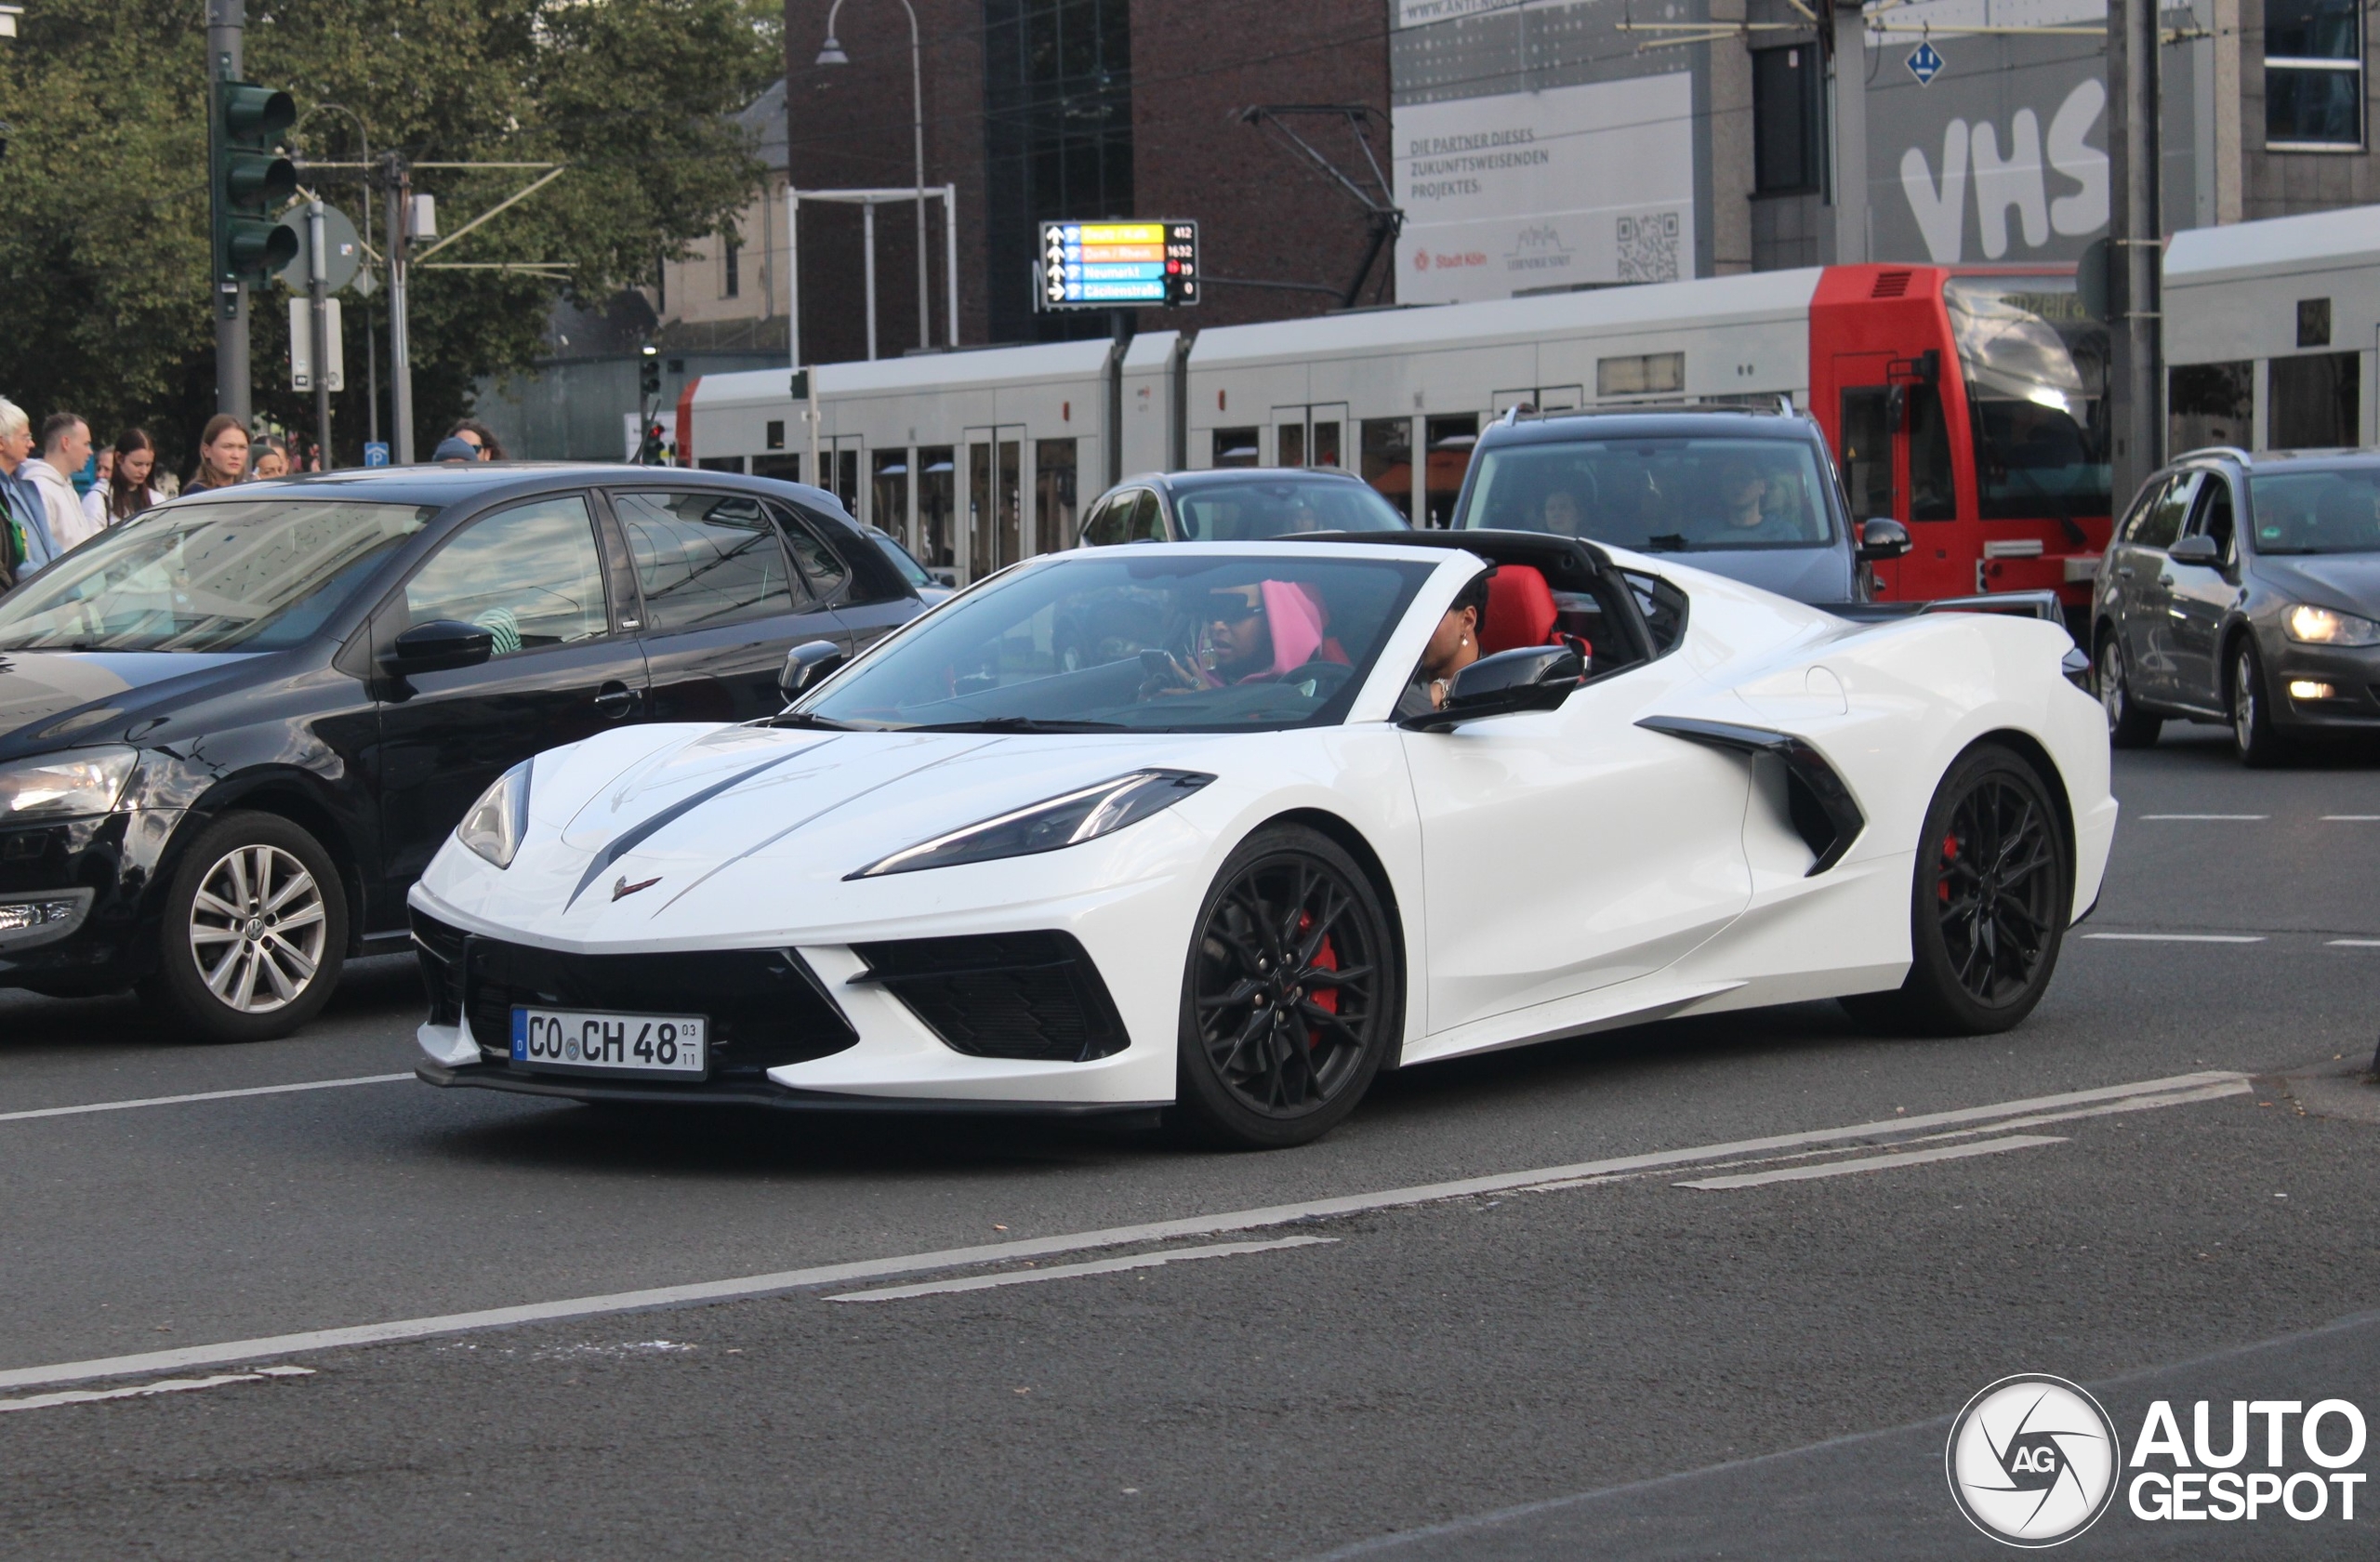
[1871,271,1913,298]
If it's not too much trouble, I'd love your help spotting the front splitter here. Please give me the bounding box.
[416,1060,1168,1122]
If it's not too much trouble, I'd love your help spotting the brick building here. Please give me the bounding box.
[779,0,1395,364]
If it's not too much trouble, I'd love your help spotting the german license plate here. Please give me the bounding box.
[511,1007,707,1078]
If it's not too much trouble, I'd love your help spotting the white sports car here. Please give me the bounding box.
[410,532,2115,1148]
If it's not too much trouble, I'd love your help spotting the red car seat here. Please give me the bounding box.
[1478,565,1559,655]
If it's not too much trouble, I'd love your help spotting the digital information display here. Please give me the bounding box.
[1038,220,1199,310]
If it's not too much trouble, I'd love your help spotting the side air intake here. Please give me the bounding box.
[853,931,1130,1063]
[1635,716,1866,875]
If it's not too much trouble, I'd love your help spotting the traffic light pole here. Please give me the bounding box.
[384,154,415,464]
[206,0,249,422]
[308,197,332,465]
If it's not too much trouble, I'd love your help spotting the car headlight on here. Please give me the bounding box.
[0,748,138,821]
[849,770,1214,880]
[456,760,533,868]
[2283,603,2380,646]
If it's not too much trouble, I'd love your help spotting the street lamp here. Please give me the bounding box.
[816,0,930,354]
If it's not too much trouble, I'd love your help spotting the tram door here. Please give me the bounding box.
[1272,404,1349,469]
[962,425,1023,582]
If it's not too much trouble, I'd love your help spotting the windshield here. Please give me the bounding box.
[1944,277,2111,521]
[0,498,438,653]
[1456,436,1835,550]
[800,552,1432,733]
[2248,469,2380,554]
[1173,479,1408,540]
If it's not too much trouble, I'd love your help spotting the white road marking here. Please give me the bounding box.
[0,1067,2249,1394]
[1673,1134,2068,1190]
[0,1074,412,1126]
[2138,814,2268,821]
[0,1365,312,1414]
[826,1236,1336,1304]
[2082,932,2267,944]
[2328,939,2380,948]
[2320,815,2380,822]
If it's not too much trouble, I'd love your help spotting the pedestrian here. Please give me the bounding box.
[25,411,101,553]
[94,428,163,525]
[446,418,505,460]
[430,434,479,465]
[186,415,248,491]
[249,436,291,481]
[0,397,57,588]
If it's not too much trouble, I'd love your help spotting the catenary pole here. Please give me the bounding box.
[1829,0,1868,264]
[2108,0,2163,508]
[205,0,249,421]
[385,155,415,463]
[309,197,332,465]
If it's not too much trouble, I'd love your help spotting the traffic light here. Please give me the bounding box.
[640,421,666,465]
[639,345,662,401]
[209,80,298,313]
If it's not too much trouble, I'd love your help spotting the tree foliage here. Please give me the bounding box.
[0,0,780,470]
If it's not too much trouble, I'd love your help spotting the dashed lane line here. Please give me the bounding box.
[2320,815,2380,822]
[2329,939,2380,948]
[826,1236,1336,1303]
[2137,814,2268,821]
[1673,1134,2068,1190]
[0,1068,2248,1395]
[0,1366,313,1415]
[0,1074,412,1126]
[2082,933,2267,944]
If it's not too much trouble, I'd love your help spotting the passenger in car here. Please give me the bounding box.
[1540,488,1585,538]
[1145,579,1348,694]
[1395,571,1490,719]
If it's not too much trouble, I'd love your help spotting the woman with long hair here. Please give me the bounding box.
[187,415,248,491]
[95,428,162,524]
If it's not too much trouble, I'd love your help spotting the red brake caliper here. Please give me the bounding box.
[1937,833,1960,902]
[1296,911,1340,1050]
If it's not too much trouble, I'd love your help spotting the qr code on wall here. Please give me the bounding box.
[1616,211,1681,283]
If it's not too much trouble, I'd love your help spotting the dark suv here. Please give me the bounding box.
[1448,404,1907,604]
[2094,447,2380,765]
[0,465,926,1039]
[1079,468,1409,545]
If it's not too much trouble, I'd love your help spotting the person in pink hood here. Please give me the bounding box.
[1143,578,1346,696]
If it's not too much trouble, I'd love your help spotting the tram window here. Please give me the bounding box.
[872,450,910,550]
[2268,351,2360,450]
[1908,385,1955,522]
[1036,439,1078,551]
[1423,415,1479,528]
[1213,428,1261,468]
[1840,387,1895,523]
[752,455,801,483]
[917,446,956,572]
[2170,362,2254,454]
[1597,352,1685,398]
[1361,417,1413,520]
[1944,278,2109,522]
[1313,420,1342,468]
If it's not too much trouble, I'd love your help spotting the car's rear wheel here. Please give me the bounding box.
[1843,746,2069,1036]
[1173,825,1397,1149]
[2096,633,2161,748]
[140,812,348,1043]
[2229,641,2289,768]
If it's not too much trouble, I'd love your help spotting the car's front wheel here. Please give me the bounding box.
[2096,633,2162,748]
[2230,641,2289,768]
[1173,824,1398,1149]
[1843,745,2070,1036]
[140,812,348,1043]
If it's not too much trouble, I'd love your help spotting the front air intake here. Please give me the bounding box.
[853,931,1129,1063]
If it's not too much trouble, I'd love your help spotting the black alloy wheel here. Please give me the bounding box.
[1174,824,1398,1149]
[2096,632,2161,748]
[2230,641,2288,768]
[1843,745,2070,1036]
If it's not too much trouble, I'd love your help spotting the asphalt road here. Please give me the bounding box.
[1,724,2375,1560]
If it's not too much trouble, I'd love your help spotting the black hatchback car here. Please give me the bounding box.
[0,465,928,1039]
[2093,448,2380,765]
[1078,467,1409,544]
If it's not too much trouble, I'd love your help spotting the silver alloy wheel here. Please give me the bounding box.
[2232,651,2256,755]
[2097,639,2125,732]
[186,843,329,1014]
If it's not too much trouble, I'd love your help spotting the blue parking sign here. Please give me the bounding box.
[364,442,390,468]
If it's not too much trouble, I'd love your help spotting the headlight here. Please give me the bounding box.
[849,769,1213,880]
[456,760,533,868]
[2283,603,2380,646]
[0,748,138,821]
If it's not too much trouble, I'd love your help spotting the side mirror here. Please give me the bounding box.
[1885,382,1908,430]
[2166,534,2220,567]
[1400,645,1584,732]
[778,638,848,703]
[381,619,494,677]
[1857,517,1912,562]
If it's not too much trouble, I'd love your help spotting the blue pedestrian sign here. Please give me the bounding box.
[364,441,390,468]
[1906,40,1946,86]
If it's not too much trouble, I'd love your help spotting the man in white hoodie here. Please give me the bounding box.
[25,411,99,555]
